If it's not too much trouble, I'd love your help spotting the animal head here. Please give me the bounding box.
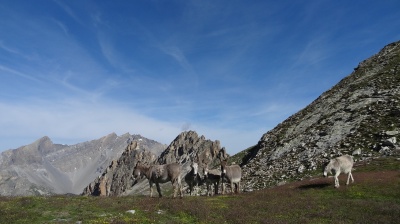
[203,166,209,177]
[133,162,145,179]
[190,162,199,176]
[220,159,228,176]
[133,168,141,179]
[323,160,333,177]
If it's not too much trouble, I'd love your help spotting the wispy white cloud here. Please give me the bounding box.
[51,19,69,36]
[292,36,331,68]
[0,98,259,154]
[97,33,119,68]
[162,46,193,73]
[0,99,181,147]
[0,41,20,55]
[53,0,84,25]
[97,32,136,74]
[0,65,42,83]
[1,0,399,156]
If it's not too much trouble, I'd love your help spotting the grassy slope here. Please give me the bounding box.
[0,157,399,224]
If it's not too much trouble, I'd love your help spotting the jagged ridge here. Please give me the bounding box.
[82,131,228,196]
[0,133,165,196]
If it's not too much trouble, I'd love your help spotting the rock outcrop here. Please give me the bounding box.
[239,41,400,191]
[82,131,228,196]
[158,131,228,168]
[82,141,158,196]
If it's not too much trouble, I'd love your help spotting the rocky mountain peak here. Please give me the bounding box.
[82,141,158,196]
[82,130,228,196]
[157,130,225,165]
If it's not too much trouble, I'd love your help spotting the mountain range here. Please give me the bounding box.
[0,133,166,196]
[1,40,399,196]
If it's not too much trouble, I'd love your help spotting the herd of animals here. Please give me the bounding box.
[132,155,354,198]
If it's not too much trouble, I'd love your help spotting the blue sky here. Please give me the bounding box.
[1,0,400,155]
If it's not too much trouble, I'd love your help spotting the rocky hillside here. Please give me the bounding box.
[82,131,228,196]
[82,141,157,196]
[0,133,166,196]
[239,41,400,191]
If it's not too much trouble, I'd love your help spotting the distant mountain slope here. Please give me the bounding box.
[0,133,166,196]
[239,41,400,191]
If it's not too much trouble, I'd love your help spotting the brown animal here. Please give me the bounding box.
[133,162,183,198]
[220,159,242,194]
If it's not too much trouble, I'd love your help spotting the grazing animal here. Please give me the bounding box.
[323,155,354,188]
[220,159,242,194]
[203,166,221,196]
[133,163,183,198]
[184,162,202,196]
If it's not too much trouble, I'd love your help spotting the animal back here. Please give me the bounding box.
[226,165,242,182]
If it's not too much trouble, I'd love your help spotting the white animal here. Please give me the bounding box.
[323,155,354,188]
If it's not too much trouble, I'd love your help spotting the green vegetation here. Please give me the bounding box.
[229,145,256,165]
[1,157,399,223]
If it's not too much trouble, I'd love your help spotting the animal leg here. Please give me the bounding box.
[194,183,198,196]
[334,173,340,188]
[156,182,162,198]
[173,181,178,198]
[347,172,354,185]
[173,178,182,198]
[171,180,178,198]
[177,178,183,198]
[188,183,193,196]
[180,182,183,198]
[230,181,234,194]
[149,181,154,198]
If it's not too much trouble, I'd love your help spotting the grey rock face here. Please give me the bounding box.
[0,133,165,196]
[82,141,158,196]
[240,41,400,192]
[158,131,227,167]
